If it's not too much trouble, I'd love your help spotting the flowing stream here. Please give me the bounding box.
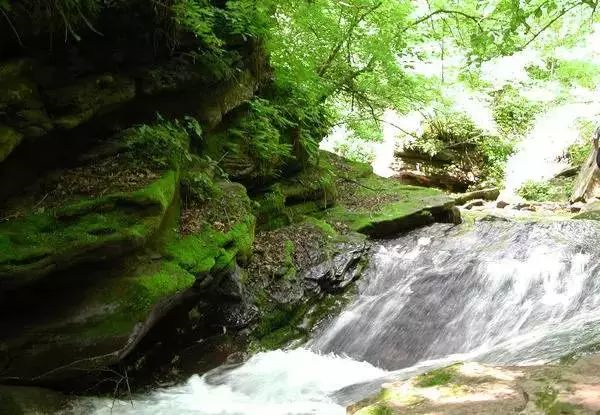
[85,218,600,415]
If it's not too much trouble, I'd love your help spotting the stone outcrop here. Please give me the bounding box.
[349,356,600,415]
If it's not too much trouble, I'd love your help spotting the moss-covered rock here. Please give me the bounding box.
[0,171,178,288]
[45,74,136,130]
[0,259,195,385]
[0,59,53,140]
[349,357,600,415]
[316,152,458,238]
[0,124,23,162]
[0,385,71,415]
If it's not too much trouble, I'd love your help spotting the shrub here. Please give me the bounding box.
[124,116,195,170]
[567,142,590,167]
[228,98,293,180]
[517,177,574,202]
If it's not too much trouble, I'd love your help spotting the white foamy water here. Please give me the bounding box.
[83,349,386,415]
[78,219,600,415]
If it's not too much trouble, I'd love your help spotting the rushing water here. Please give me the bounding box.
[85,218,600,415]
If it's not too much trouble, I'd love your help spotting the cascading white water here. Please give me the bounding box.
[311,219,600,368]
[79,349,386,415]
[82,218,600,415]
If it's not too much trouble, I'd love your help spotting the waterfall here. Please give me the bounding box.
[84,219,600,415]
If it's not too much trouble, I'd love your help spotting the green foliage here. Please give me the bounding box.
[346,116,384,143]
[517,177,575,202]
[334,140,375,164]
[458,70,492,90]
[567,142,591,167]
[554,59,600,89]
[566,119,595,166]
[526,64,552,81]
[408,110,516,186]
[364,405,394,415]
[124,116,193,170]
[228,98,293,180]
[491,85,543,136]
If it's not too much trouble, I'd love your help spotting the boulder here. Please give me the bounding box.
[570,201,586,213]
[350,355,600,415]
[0,125,23,163]
[453,188,500,205]
[0,385,72,414]
[0,260,196,386]
[462,199,485,210]
[554,165,581,178]
[0,171,178,289]
[496,200,510,209]
[303,241,369,293]
[321,153,459,238]
[394,170,472,192]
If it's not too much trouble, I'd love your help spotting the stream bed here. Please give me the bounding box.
[83,218,600,414]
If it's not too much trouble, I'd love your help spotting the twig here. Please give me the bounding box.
[0,7,23,46]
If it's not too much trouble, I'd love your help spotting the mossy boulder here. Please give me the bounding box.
[350,357,600,415]
[0,385,71,415]
[0,59,53,140]
[0,170,178,289]
[45,74,136,130]
[173,180,256,279]
[316,152,458,238]
[573,202,600,221]
[0,259,195,385]
[0,125,23,162]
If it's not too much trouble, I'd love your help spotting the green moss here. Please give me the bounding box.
[322,182,449,236]
[279,163,337,208]
[253,185,289,230]
[415,365,459,387]
[166,214,255,276]
[0,124,23,162]
[0,385,69,415]
[251,302,311,350]
[281,240,297,280]
[0,171,178,284]
[361,404,394,415]
[81,261,196,339]
[46,74,135,130]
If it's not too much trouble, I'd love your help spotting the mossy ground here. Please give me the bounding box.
[414,365,459,387]
[0,171,178,283]
[316,152,454,236]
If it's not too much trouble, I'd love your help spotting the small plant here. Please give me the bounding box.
[526,64,552,81]
[123,115,194,170]
[517,177,574,202]
[567,142,591,167]
[366,404,394,415]
[415,366,458,388]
